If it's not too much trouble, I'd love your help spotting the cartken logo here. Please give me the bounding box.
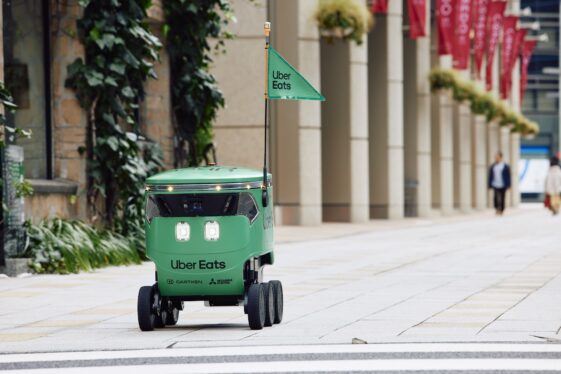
[209,278,217,285]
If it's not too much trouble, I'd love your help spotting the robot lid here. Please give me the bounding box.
[145,166,272,192]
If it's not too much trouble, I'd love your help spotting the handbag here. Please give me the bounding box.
[544,194,551,208]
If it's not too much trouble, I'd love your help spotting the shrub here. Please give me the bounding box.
[315,0,374,45]
[22,218,143,274]
[429,68,458,92]
[428,67,540,135]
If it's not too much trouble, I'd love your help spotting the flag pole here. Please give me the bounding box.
[262,21,271,207]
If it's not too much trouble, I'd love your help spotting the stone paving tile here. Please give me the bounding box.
[1,205,561,353]
[484,319,561,333]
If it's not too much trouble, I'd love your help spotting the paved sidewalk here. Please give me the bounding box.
[1,204,561,353]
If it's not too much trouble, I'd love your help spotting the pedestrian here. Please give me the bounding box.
[544,156,561,215]
[488,151,511,216]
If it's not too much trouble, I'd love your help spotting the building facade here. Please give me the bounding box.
[2,0,537,226]
[519,0,559,200]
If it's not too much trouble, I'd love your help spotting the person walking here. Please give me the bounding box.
[488,152,511,216]
[544,156,561,215]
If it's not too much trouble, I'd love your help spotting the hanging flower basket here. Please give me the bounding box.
[315,0,374,45]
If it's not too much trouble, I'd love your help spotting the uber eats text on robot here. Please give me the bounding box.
[137,22,325,331]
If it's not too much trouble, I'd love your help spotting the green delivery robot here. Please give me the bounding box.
[137,22,323,331]
[137,166,282,330]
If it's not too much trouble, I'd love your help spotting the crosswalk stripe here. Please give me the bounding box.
[3,343,561,364]
[3,358,561,373]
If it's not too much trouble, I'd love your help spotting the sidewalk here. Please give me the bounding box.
[1,203,560,353]
[275,205,529,243]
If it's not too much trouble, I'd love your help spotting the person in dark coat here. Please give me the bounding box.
[488,151,511,215]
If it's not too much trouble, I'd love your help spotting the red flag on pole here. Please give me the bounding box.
[485,1,507,91]
[520,39,537,105]
[371,0,388,14]
[453,0,472,69]
[500,16,518,98]
[408,0,427,38]
[505,28,527,98]
[473,0,489,78]
[436,0,455,55]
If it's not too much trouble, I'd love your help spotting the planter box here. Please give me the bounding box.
[0,258,30,277]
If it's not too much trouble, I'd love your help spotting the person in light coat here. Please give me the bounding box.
[545,156,561,215]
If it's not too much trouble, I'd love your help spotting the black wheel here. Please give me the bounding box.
[263,282,275,327]
[137,286,155,331]
[152,284,166,328]
[247,283,265,330]
[270,280,283,324]
[165,307,180,326]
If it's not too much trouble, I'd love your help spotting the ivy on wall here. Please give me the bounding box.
[163,0,233,167]
[65,0,163,235]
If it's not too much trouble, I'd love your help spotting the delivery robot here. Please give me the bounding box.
[137,166,283,331]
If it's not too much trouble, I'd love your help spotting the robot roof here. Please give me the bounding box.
[146,166,272,185]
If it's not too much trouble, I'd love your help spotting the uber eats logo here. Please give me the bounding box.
[171,260,226,270]
[271,70,291,90]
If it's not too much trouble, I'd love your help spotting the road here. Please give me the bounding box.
[2,204,561,372]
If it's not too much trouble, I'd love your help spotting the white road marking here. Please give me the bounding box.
[4,359,561,373]
[2,343,561,364]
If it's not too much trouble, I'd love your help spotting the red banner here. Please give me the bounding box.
[453,0,472,69]
[371,0,388,13]
[485,1,506,91]
[436,0,454,55]
[500,16,518,98]
[505,28,527,99]
[408,0,427,38]
[473,0,489,78]
[520,40,537,105]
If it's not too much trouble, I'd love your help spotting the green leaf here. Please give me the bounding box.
[106,136,119,151]
[121,86,135,98]
[104,76,118,87]
[89,27,100,41]
[85,70,104,86]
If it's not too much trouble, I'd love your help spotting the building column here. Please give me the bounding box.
[143,5,173,168]
[509,0,521,208]
[368,0,404,219]
[321,40,369,223]
[487,121,500,207]
[212,0,266,171]
[404,3,431,217]
[271,0,322,225]
[510,133,521,207]
[499,126,512,207]
[472,114,488,210]
[453,98,472,213]
[51,2,87,219]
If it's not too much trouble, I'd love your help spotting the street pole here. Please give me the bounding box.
[262,21,271,207]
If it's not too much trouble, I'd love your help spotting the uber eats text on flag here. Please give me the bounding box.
[267,47,325,101]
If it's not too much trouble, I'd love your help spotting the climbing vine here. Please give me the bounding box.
[163,0,233,167]
[65,0,163,235]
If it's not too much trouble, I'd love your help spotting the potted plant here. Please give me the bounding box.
[315,0,374,45]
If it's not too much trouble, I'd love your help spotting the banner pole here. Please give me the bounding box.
[262,21,271,207]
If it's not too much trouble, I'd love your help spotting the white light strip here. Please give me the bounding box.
[146,181,271,192]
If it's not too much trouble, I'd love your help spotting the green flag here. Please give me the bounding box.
[268,47,325,101]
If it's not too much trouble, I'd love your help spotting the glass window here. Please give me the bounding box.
[3,0,50,179]
[536,90,558,112]
[237,193,259,224]
[146,192,259,224]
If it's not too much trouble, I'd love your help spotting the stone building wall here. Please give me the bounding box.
[48,1,87,219]
[143,1,174,168]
